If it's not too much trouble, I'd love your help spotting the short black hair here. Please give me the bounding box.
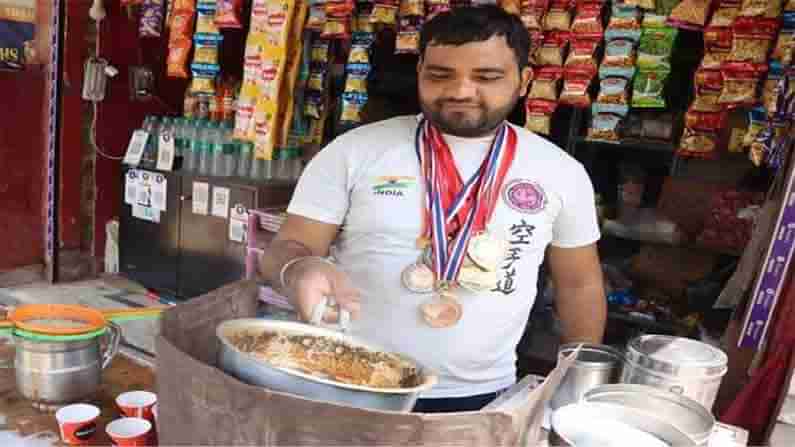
[419,6,531,70]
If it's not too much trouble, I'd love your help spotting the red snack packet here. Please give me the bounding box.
[520,0,550,30]
[559,74,593,108]
[169,9,195,40]
[727,18,780,69]
[564,37,600,77]
[685,108,728,131]
[702,26,733,70]
[719,62,766,108]
[215,0,243,29]
[571,3,604,35]
[524,98,559,135]
[692,69,725,112]
[167,37,192,78]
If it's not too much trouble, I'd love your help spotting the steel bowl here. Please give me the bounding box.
[550,343,625,410]
[215,318,438,412]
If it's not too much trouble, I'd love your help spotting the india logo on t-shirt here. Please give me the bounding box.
[372,176,415,197]
[503,179,547,214]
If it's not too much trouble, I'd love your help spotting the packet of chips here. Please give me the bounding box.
[571,3,604,35]
[638,25,677,71]
[535,32,569,66]
[587,113,623,143]
[709,0,741,27]
[396,18,422,54]
[559,74,593,108]
[678,127,721,159]
[738,0,784,19]
[371,0,399,25]
[215,0,244,29]
[139,0,165,38]
[400,0,425,16]
[307,5,326,31]
[167,38,192,78]
[193,33,223,65]
[625,0,656,10]
[772,12,795,65]
[692,68,724,112]
[602,38,637,68]
[520,0,550,30]
[426,0,451,18]
[719,63,764,109]
[594,76,631,116]
[633,69,670,108]
[668,0,712,31]
[564,37,600,76]
[701,25,733,70]
[528,67,563,100]
[340,92,368,125]
[762,63,786,117]
[744,107,769,147]
[191,63,221,95]
[524,98,558,135]
[606,3,642,43]
[728,18,779,68]
[543,3,572,32]
[196,2,219,34]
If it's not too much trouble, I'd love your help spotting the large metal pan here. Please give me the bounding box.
[216,318,438,412]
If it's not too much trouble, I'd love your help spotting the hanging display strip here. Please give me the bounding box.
[739,165,795,349]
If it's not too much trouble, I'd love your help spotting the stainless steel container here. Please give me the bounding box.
[584,384,715,446]
[216,318,437,412]
[4,323,120,406]
[551,401,696,446]
[550,343,624,410]
[622,335,728,410]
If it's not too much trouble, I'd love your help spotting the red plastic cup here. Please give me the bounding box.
[55,403,100,445]
[116,391,157,422]
[106,417,152,446]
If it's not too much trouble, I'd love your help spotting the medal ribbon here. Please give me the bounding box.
[415,118,517,284]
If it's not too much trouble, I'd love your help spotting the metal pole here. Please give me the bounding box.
[45,0,64,282]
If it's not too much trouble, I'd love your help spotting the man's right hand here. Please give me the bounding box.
[284,258,362,324]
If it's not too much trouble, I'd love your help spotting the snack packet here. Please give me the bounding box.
[559,74,593,108]
[167,37,192,78]
[762,63,786,117]
[743,107,768,147]
[193,33,223,65]
[638,25,677,71]
[215,0,244,28]
[719,63,764,109]
[738,0,784,19]
[728,18,779,68]
[400,0,426,16]
[322,17,352,39]
[529,67,563,100]
[594,76,631,116]
[655,0,681,16]
[772,12,795,65]
[395,18,421,54]
[709,0,741,27]
[543,3,572,31]
[196,3,219,34]
[571,3,604,35]
[340,92,368,125]
[701,26,733,70]
[668,0,712,30]
[602,38,637,68]
[564,37,600,76]
[371,0,399,25]
[633,69,670,108]
[524,98,558,135]
[678,127,720,159]
[191,63,221,95]
[535,32,569,66]
[587,113,623,143]
[625,0,656,10]
[692,68,724,112]
[520,0,550,30]
[606,3,642,42]
[139,0,165,38]
[307,5,326,31]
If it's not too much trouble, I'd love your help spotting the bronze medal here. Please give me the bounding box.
[420,286,462,328]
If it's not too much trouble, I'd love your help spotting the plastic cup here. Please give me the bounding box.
[106,417,152,446]
[116,391,157,422]
[55,403,100,445]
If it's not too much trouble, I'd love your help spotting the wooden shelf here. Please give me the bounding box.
[573,137,677,153]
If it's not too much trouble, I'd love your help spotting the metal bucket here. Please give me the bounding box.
[584,384,715,446]
[622,335,728,410]
[551,402,696,446]
[550,343,624,410]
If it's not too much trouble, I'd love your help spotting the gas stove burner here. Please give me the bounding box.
[31,401,64,413]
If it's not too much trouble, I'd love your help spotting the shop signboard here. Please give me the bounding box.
[0,0,35,71]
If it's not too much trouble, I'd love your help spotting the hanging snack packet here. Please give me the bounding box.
[193,33,223,65]
[426,0,452,18]
[396,18,422,54]
[606,3,642,43]
[743,107,769,146]
[685,108,728,131]
[668,0,712,30]
[371,0,399,25]
[340,92,368,125]
[167,38,193,78]
[738,0,784,19]
[633,69,670,108]
[559,74,593,108]
[719,63,764,108]
[728,18,779,68]
[678,127,720,159]
[307,5,326,31]
[191,63,221,95]
[625,0,656,11]
[520,0,550,31]
[535,32,569,66]
[709,0,741,27]
[587,113,623,143]
[169,7,195,37]
[762,63,785,117]
[196,3,219,34]
[638,25,677,71]
[564,38,600,76]
[524,99,558,135]
[655,0,681,16]
[543,2,572,32]
[139,0,165,38]
[500,0,522,15]
[400,0,425,16]
[602,38,637,68]
[528,67,563,101]
[305,91,325,119]
[693,69,724,113]
[594,76,631,116]
[571,3,604,35]
[701,26,733,70]
[322,17,352,39]
[326,0,356,17]
[788,0,795,11]
[772,13,795,65]
[215,0,244,29]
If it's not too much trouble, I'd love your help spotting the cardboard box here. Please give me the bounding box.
[156,281,574,446]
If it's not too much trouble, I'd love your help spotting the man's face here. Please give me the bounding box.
[417,35,531,138]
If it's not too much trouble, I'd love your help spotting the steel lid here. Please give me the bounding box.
[626,335,728,377]
[584,384,715,445]
[558,343,624,370]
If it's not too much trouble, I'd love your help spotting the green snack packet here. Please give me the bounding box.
[632,69,670,108]
[638,26,677,70]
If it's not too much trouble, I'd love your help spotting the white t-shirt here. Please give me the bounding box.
[287,116,600,398]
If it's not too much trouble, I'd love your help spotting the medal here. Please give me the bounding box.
[414,118,517,327]
[401,262,435,293]
[467,231,508,272]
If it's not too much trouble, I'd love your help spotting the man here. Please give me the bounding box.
[260,6,606,413]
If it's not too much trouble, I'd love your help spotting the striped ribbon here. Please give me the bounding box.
[415,118,517,285]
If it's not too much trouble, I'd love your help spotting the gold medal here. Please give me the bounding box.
[401,262,435,293]
[457,264,499,292]
[467,231,508,272]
